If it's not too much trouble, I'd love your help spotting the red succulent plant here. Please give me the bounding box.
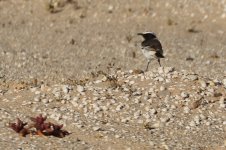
[9,114,70,138]
[9,118,30,137]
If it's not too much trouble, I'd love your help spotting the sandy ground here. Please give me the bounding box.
[0,0,226,149]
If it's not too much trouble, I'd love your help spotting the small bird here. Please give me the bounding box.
[137,32,165,71]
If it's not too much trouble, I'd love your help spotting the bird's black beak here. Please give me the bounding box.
[137,33,143,36]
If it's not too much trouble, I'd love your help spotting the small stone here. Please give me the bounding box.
[134,110,141,119]
[213,92,222,97]
[143,96,149,101]
[171,105,176,109]
[189,121,196,127]
[71,100,78,107]
[199,80,207,88]
[149,109,157,115]
[205,122,211,126]
[116,104,124,111]
[137,119,144,124]
[220,103,226,108]
[34,96,40,102]
[77,85,85,93]
[158,77,164,82]
[222,79,226,87]
[149,141,155,146]
[42,99,49,104]
[158,67,164,74]
[93,126,101,131]
[121,118,129,123]
[164,67,174,74]
[160,117,170,123]
[129,80,135,85]
[219,97,225,104]
[62,85,70,94]
[187,74,198,81]
[144,122,156,130]
[184,107,190,113]
[50,113,62,121]
[152,122,162,128]
[188,99,202,109]
[160,86,166,91]
[76,124,84,128]
[108,5,114,13]
[181,92,189,99]
[35,91,41,95]
[194,116,201,125]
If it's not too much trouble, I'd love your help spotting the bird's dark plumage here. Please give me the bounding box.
[141,38,162,52]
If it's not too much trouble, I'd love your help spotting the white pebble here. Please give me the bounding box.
[205,122,211,126]
[189,121,196,127]
[199,80,207,88]
[222,79,226,87]
[42,99,49,104]
[164,67,174,74]
[160,86,166,91]
[93,126,101,131]
[116,104,124,111]
[181,92,189,98]
[77,85,85,93]
[34,96,40,102]
[62,85,70,94]
[184,107,190,113]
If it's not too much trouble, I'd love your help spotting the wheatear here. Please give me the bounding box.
[137,32,164,71]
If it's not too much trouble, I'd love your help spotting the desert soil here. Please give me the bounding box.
[0,0,226,149]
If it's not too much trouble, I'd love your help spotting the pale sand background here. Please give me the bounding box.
[0,0,225,82]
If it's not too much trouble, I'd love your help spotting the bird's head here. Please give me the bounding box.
[137,32,157,40]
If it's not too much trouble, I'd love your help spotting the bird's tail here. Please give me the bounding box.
[156,51,165,58]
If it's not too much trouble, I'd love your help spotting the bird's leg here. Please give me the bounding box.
[157,59,161,67]
[145,60,150,72]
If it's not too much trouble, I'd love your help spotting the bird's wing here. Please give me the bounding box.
[141,38,162,52]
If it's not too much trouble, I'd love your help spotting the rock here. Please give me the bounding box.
[181,92,189,99]
[222,79,226,87]
[116,104,124,111]
[189,121,196,127]
[62,85,71,94]
[160,86,166,91]
[188,99,202,109]
[199,80,207,88]
[164,67,175,74]
[108,5,114,13]
[34,95,41,102]
[144,122,161,130]
[184,107,190,113]
[41,99,49,104]
[158,77,164,82]
[160,117,170,123]
[115,135,121,138]
[187,74,198,81]
[149,109,157,115]
[158,67,164,74]
[194,115,201,125]
[213,92,222,97]
[77,85,85,93]
[205,122,211,126]
[93,126,101,131]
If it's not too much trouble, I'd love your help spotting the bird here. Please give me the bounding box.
[137,32,164,71]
